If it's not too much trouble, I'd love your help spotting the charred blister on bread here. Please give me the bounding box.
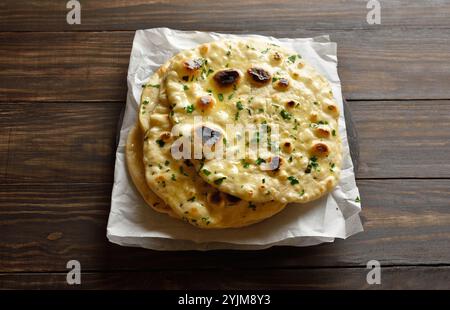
[247,67,271,85]
[213,69,241,87]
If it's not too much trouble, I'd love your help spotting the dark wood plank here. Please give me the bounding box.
[1,0,450,32]
[0,32,133,103]
[1,29,450,102]
[1,267,450,289]
[1,180,449,272]
[352,100,450,178]
[0,102,123,183]
[1,100,449,183]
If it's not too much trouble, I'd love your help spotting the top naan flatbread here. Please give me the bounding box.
[164,39,342,204]
[140,64,286,228]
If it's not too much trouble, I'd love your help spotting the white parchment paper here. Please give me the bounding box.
[107,28,363,250]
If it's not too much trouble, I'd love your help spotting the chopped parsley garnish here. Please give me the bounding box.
[332,129,336,136]
[258,108,264,113]
[280,109,292,120]
[241,159,250,168]
[207,69,214,76]
[223,137,227,146]
[185,104,195,114]
[218,93,224,101]
[148,84,160,88]
[226,50,231,56]
[287,176,299,185]
[299,189,305,196]
[214,177,226,185]
[313,101,318,105]
[262,178,265,184]
[355,196,361,203]
[171,174,176,181]
[288,55,297,63]
[202,169,211,176]
[329,162,336,172]
[156,139,165,147]
[287,54,301,63]
[164,160,170,166]
[236,101,243,110]
[143,100,149,105]
[183,85,189,91]
[228,92,235,100]
[187,196,196,202]
[235,111,240,121]
[305,156,319,173]
[182,75,189,81]
[272,77,279,83]
[256,157,266,165]
[288,156,293,163]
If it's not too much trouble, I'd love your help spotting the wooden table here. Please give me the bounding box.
[1,0,449,290]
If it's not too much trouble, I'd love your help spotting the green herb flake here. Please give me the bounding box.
[287,176,299,185]
[256,157,266,165]
[280,109,292,120]
[218,93,224,101]
[241,159,250,168]
[272,77,279,83]
[214,177,226,185]
[299,189,305,196]
[164,160,170,166]
[187,196,196,202]
[236,101,243,110]
[202,169,211,176]
[183,85,189,91]
[262,178,266,184]
[185,104,195,114]
[288,55,297,63]
[305,156,319,173]
[332,129,336,136]
[171,174,176,181]
[355,196,361,203]
[149,84,160,88]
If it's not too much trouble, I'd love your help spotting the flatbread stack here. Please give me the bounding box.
[126,38,342,229]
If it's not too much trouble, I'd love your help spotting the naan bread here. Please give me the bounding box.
[140,67,286,228]
[126,125,177,217]
[165,39,342,204]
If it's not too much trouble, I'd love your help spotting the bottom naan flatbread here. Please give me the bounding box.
[126,125,178,218]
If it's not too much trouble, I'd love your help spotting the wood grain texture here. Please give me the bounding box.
[1,101,449,183]
[0,102,123,183]
[1,180,449,272]
[1,267,450,289]
[1,0,450,31]
[1,29,450,102]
